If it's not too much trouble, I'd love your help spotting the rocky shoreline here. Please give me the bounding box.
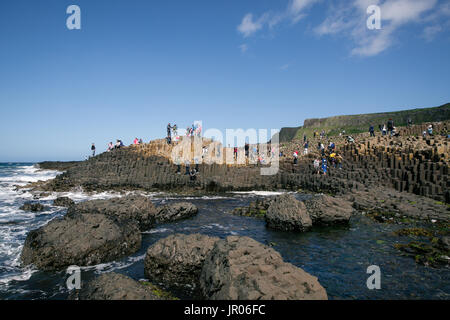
[15,121,449,299]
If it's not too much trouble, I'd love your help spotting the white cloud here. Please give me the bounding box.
[239,43,249,53]
[422,25,442,41]
[280,63,290,70]
[238,0,447,56]
[237,13,267,38]
[315,0,441,56]
[237,0,318,38]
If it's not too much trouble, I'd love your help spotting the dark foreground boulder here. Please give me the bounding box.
[67,195,156,231]
[144,233,219,294]
[21,213,141,271]
[200,236,328,300]
[265,194,312,231]
[53,197,75,207]
[155,202,198,223]
[304,195,353,225]
[70,272,176,300]
[20,202,45,212]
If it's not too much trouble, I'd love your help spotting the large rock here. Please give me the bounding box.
[155,202,198,223]
[265,194,312,231]
[20,202,45,212]
[21,213,141,271]
[304,195,353,225]
[144,233,219,294]
[67,195,156,231]
[200,236,328,300]
[53,197,75,207]
[70,272,174,300]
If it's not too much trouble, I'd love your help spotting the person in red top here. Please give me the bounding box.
[293,151,298,164]
[133,138,139,145]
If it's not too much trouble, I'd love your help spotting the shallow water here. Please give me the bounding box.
[0,163,448,300]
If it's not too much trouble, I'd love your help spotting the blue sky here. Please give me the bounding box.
[0,0,449,161]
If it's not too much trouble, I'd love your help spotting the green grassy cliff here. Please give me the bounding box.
[277,103,450,142]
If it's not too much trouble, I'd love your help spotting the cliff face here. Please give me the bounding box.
[278,103,450,142]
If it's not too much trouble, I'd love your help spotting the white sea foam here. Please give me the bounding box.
[231,190,288,196]
[79,254,146,274]
[0,164,62,286]
[142,228,170,234]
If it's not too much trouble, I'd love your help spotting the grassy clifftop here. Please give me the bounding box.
[278,103,450,142]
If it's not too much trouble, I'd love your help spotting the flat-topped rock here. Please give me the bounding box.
[21,213,141,271]
[200,236,328,300]
[155,202,198,223]
[304,195,353,225]
[20,202,46,212]
[53,197,75,207]
[70,272,174,300]
[265,194,312,231]
[144,233,219,295]
[67,195,157,231]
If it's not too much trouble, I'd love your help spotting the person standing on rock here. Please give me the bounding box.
[194,157,199,172]
[321,158,328,175]
[91,143,96,157]
[336,153,343,169]
[189,168,197,181]
[293,151,298,164]
[172,124,178,137]
[185,160,190,175]
[369,125,375,137]
[313,158,320,174]
[387,119,394,136]
[107,142,113,152]
[303,141,309,155]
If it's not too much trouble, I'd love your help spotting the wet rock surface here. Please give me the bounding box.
[144,233,219,295]
[21,213,141,271]
[67,195,157,231]
[155,202,198,223]
[304,195,353,225]
[70,272,175,300]
[232,198,272,218]
[265,194,312,231]
[200,236,328,300]
[53,197,75,207]
[20,202,46,212]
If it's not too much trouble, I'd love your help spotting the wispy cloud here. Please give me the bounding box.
[315,0,440,56]
[237,0,319,38]
[239,43,249,53]
[237,13,268,38]
[237,0,449,57]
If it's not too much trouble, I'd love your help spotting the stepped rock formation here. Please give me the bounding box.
[32,121,450,219]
